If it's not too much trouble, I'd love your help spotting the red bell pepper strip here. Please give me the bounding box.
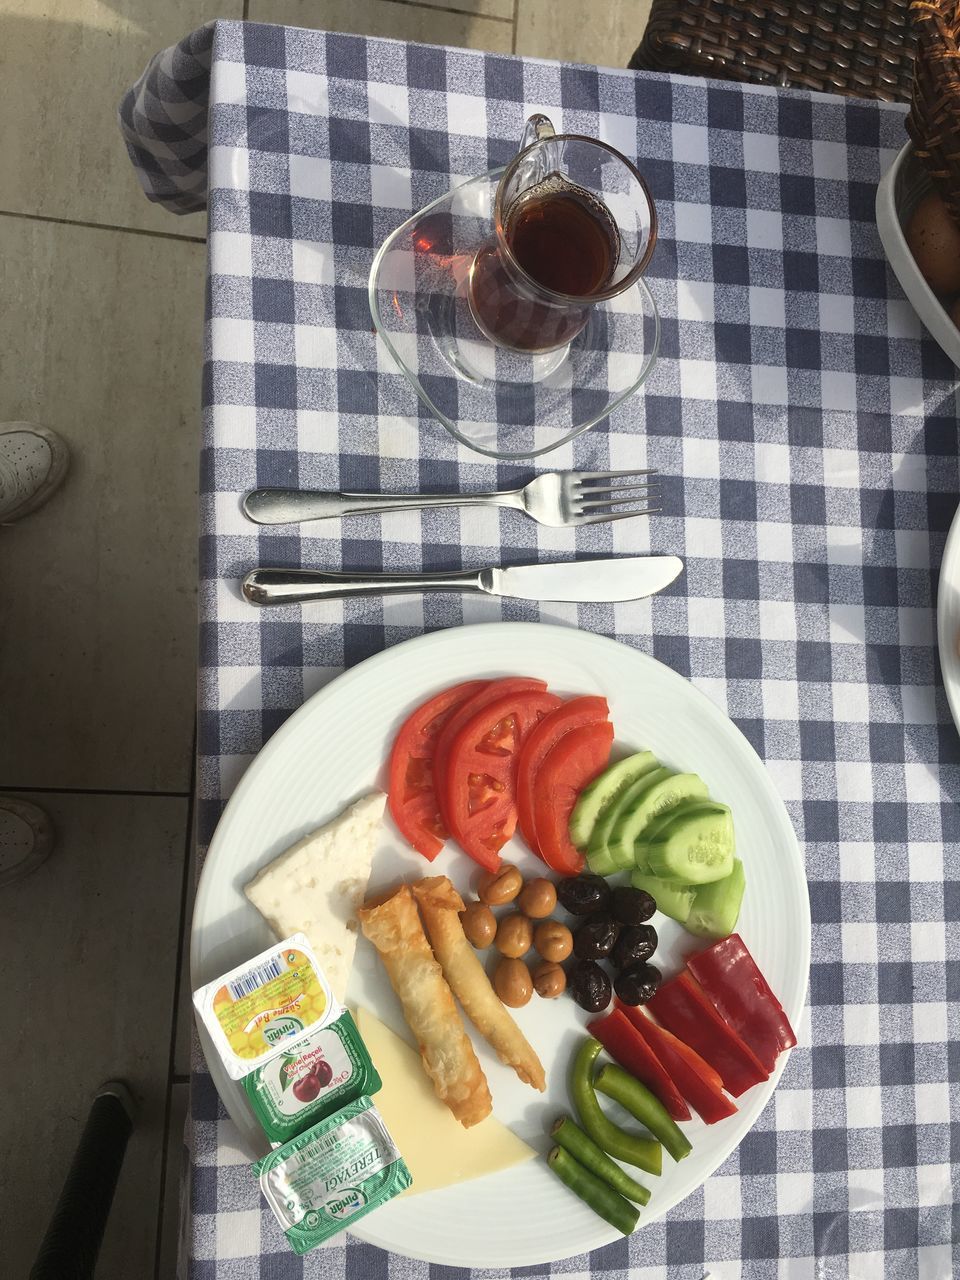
[685,934,797,1074]
[647,972,768,1097]
[616,1000,737,1125]
[587,1007,691,1122]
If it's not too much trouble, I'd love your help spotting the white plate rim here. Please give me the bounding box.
[191,622,811,1267]
[937,500,960,731]
[875,140,960,371]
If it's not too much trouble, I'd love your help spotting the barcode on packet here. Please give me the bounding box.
[228,956,285,1000]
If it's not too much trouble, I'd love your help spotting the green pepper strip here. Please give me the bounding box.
[571,1037,662,1176]
[552,1116,651,1205]
[546,1147,640,1236]
[595,1063,693,1163]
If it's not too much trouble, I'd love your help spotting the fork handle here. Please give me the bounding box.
[243,487,524,524]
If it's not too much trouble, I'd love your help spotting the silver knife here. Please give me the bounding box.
[242,556,683,607]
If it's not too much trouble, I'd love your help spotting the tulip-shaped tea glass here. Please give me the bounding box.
[469,114,657,353]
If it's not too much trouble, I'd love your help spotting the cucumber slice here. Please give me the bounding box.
[645,805,734,885]
[585,842,621,877]
[569,750,658,850]
[608,773,709,870]
[633,800,727,874]
[685,858,745,939]
[630,871,697,924]
[587,766,671,872]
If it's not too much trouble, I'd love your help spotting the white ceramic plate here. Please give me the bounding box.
[192,623,810,1268]
[938,502,960,732]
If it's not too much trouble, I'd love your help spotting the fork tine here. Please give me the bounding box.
[578,488,662,513]
[575,504,661,525]
[574,468,657,484]
[576,477,660,495]
[577,483,661,507]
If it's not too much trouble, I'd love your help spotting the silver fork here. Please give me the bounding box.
[242,469,660,529]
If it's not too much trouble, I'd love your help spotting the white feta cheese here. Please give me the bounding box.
[244,792,386,1003]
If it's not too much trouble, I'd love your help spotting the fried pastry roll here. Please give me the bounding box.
[358,883,492,1127]
[412,876,546,1092]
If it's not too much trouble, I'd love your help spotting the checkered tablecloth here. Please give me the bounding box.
[121,19,960,1279]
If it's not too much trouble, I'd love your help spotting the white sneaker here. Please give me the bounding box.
[0,422,70,523]
[0,797,54,886]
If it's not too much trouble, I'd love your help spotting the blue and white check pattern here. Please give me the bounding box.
[122,20,960,1279]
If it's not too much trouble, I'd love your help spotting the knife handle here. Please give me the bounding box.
[242,567,487,606]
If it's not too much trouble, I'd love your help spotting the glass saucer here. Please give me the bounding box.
[368,168,660,460]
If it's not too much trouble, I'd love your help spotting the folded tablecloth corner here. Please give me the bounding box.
[118,21,214,215]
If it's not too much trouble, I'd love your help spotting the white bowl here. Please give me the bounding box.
[875,140,960,369]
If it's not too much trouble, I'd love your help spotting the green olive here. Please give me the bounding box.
[494,957,533,1007]
[533,919,573,963]
[478,864,523,906]
[495,912,533,959]
[518,877,558,919]
[532,960,567,999]
[460,901,497,949]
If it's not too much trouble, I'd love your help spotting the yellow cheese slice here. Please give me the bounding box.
[355,1006,536,1196]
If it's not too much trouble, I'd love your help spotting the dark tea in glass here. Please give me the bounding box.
[508,178,621,296]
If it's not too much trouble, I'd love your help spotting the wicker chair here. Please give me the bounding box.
[630,0,916,103]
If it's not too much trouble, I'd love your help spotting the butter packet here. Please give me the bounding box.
[193,934,337,1080]
[253,1096,412,1254]
[242,1009,382,1143]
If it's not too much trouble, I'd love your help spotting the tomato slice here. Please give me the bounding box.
[531,721,614,874]
[515,696,609,855]
[387,680,488,859]
[444,689,563,870]
[432,677,547,829]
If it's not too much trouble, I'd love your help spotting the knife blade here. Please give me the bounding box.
[485,556,682,603]
[242,556,683,606]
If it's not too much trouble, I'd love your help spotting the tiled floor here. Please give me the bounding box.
[0,0,649,1275]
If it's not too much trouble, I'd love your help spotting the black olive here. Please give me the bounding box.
[556,874,612,916]
[573,914,619,960]
[568,959,612,1013]
[613,963,662,1006]
[611,923,658,970]
[610,885,656,926]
